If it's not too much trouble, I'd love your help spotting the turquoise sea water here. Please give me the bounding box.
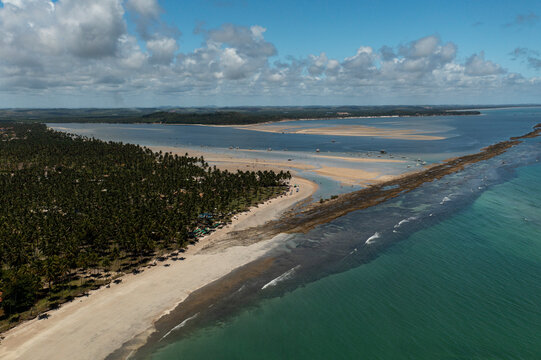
[149,162,541,359]
[50,110,541,359]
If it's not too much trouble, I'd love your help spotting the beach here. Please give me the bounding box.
[6,116,538,359]
[0,131,419,359]
[0,174,317,360]
[0,138,415,360]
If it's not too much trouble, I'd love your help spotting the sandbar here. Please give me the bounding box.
[230,124,446,140]
[315,166,383,186]
[150,146,408,185]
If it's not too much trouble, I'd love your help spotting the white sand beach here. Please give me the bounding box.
[0,143,409,360]
[0,176,317,360]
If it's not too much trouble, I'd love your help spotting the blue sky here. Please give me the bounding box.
[159,0,538,72]
[1,0,540,107]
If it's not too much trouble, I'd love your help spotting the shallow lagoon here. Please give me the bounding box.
[49,107,541,162]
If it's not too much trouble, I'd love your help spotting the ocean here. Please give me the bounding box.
[146,139,541,360]
[50,108,541,359]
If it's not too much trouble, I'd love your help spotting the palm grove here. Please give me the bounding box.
[0,123,290,324]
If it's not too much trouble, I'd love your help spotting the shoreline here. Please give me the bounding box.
[0,176,318,360]
[4,123,538,359]
[128,123,541,358]
[163,111,480,128]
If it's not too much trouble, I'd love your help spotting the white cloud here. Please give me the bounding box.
[57,0,126,58]
[146,37,179,64]
[126,0,161,19]
[0,0,537,106]
[409,36,439,58]
[465,52,505,76]
[250,25,266,41]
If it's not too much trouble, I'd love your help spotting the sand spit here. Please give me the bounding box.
[228,124,446,140]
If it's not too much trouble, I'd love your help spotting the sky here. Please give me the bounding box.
[0,0,540,107]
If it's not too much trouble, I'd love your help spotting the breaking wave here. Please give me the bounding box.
[262,265,301,290]
[365,232,380,245]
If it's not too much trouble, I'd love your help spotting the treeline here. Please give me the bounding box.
[0,123,290,324]
[141,108,480,125]
[0,106,481,125]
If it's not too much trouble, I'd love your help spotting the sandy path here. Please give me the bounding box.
[0,177,317,360]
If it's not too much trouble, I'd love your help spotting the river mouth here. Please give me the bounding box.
[127,132,541,359]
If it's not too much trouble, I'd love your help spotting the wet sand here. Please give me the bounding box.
[149,146,317,173]
[314,166,383,186]
[228,124,446,140]
[150,145,408,186]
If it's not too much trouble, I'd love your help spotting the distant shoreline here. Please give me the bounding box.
[1,106,483,126]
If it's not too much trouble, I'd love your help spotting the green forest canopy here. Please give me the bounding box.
[0,123,290,325]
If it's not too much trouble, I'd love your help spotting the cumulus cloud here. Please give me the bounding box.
[465,52,505,76]
[147,37,179,64]
[0,0,537,106]
[173,23,277,81]
[307,53,328,76]
[126,0,179,43]
[1,0,126,62]
[342,46,377,78]
[58,1,126,58]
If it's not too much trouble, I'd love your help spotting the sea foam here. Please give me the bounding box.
[440,196,452,205]
[160,313,199,341]
[394,216,418,229]
[365,232,380,245]
[262,265,300,290]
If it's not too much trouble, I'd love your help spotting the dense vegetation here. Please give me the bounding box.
[0,106,486,125]
[0,123,290,326]
[140,107,481,125]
